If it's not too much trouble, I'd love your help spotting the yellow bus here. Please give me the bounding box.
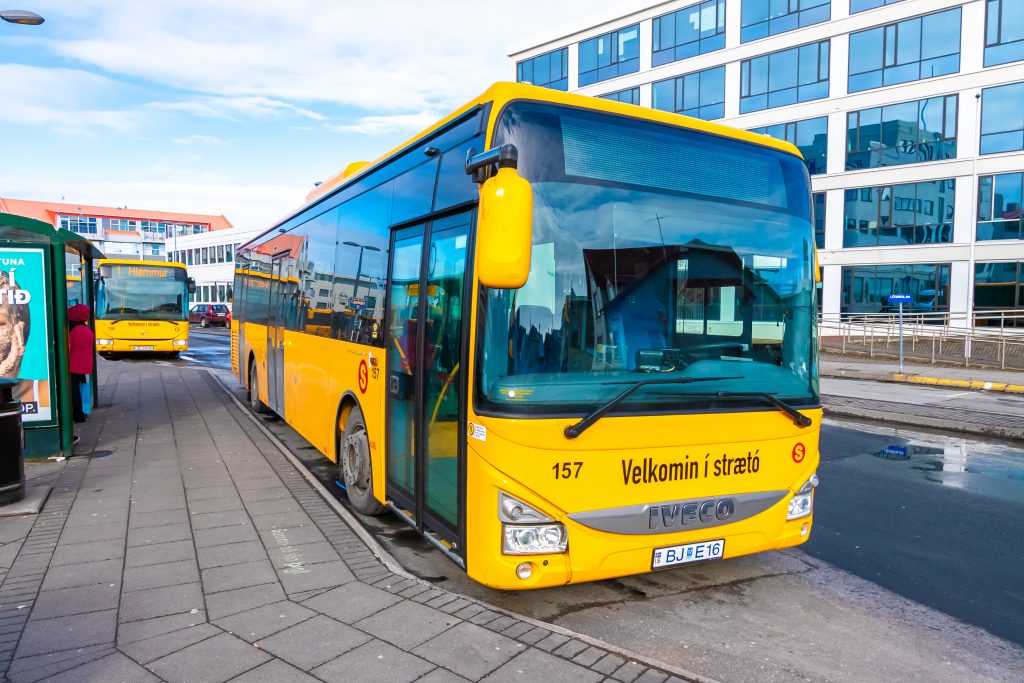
[94,258,192,354]
[233,82,820,589]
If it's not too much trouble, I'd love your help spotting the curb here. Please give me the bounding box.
[822,369,1024,394]
[821,404,1024,442]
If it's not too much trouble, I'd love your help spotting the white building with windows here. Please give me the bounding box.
[510,0,1024,325]
[167,227,264,309]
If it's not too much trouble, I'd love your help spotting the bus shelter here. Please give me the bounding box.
[0,212,103,457]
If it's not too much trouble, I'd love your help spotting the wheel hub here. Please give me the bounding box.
[343,430,368,489]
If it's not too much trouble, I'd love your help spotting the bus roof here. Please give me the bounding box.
[247,81,804,249]
[97,258,188,269]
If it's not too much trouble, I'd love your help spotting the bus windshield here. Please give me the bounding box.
[478,102,818,416]
[95,264,189,321]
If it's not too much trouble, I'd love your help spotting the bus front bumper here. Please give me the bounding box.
[96,338,188,353]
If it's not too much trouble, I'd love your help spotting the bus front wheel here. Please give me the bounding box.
[248,361,270,414]
[340,406,385,516]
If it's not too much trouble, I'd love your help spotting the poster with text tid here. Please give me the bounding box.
[0,248,52,422]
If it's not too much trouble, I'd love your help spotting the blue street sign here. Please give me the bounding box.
[888,294,913,304]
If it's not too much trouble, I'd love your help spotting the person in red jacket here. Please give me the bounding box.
[67,304,94,423]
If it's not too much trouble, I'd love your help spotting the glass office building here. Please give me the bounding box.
[510,0,1024,325]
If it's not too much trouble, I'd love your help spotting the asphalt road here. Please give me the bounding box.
[181,335,1024,680]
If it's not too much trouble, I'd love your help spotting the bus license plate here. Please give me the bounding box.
[132,346,154,351]
[652,539,724,569]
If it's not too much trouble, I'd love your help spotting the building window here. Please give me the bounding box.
[841,263,951,314]
[597,87,640,105]
[846,95,957,171]
[579,24,640,87]
[848,8,961,93]
[740,0,830,44]
[980,82,1024,154]
[226,245,234,263]
[850,0,904,13]
[985,0,1024,67]
[814,193,826,249]
[975,261,1024,314]
[749,116,828,175]
[843,179,955,248]
[652,0,726,66]
[740,40,829,114]
[653,66,726,120]
[517,48,569,91]
[60,216,98,234]
[978,172,1024,241]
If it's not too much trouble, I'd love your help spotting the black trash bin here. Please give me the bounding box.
[0,378,25,505]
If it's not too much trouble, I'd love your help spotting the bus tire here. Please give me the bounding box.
[248,360,270,414]
[340,406,385,516]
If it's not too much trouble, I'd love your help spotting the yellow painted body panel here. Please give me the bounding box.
[95,319,188,352]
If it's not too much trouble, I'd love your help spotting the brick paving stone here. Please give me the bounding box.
[354,599,461,650]
[14,609,116,657]
[214,600,316,642]
[278,560,354,594]
[517,627,549,646]
[205,583,287,620]
[194,523,260,548]
[126,522,194,547]
[481,648,603,683]
[413,621,521,680]
[125,540,195,568]
[533,632,568,652]
[592,653,626,675]
[196,540,268,569]
[202,559,279,593]
[611,661,647,682]
[49,539,124,567]
[117,611,209,645]
[266,540,340,569]
[470,609,502,626]
[301,582,402,624]
[231,658,321,682]
[187,496,245,515]
[129,508,190,529]
[56,521,126,545]
[6,645,116,683]
[572,646,606,667]
[148,631,270,683]
[485,615,518,632]
[553,638,589,659]
[119,582,204,622]
[120,623,222,664]
[189,509,251,530]
[311,639,435,683]
[40,559,123,591]
[259,614,370,669]
[122,560,200,592]
[634,669,669,683]
[42,651,160,682]
[31,582,121,619]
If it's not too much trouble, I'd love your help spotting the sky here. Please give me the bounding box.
[0,0,629,229]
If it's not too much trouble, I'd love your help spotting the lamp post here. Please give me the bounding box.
[343,241,380,300]
[0,9,44,24]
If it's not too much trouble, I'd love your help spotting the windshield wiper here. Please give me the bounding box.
[563,376,742,439]
[654,391,813,428]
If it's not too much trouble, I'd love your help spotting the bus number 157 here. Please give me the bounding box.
[553,462,583,480]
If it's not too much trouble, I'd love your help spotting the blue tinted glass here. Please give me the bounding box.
[985,0,1024,66]
[851,0,905,13]
[652,79,675,111]
[654,66,725,121]
[653,1,726,66]
[741,41,829,113]
[981,82,1024,154]
[842,263,950,314]
[580,25,640,85]
[849,8,960,93]
[751,116,828,176]
[741,0,830,43]
[843,180,955,248]
[847,96,958,170]
[517,48,569,91]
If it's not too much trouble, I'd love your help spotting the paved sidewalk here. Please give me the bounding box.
[0,365,697,683]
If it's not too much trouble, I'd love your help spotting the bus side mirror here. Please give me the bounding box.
[472,146,533,289]
[188,277,197,294]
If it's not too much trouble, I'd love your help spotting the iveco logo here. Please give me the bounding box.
[648,498,735,530]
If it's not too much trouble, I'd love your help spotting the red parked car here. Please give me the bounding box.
[189,304,230,327]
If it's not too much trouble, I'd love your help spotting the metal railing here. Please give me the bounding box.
[818,309,1024,370]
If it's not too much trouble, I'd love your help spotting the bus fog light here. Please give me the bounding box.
[502,524,567,554]
[97,339,113,346]
[800,523,809,536]
[787,492,813,520]
[172,339,187,347]
[516,562,533,580]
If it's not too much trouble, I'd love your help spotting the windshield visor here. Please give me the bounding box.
[96,264,188,321]
[477,102,818,416]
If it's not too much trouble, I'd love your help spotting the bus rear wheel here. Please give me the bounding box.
[340,406,385,516]
[248,361,270,414]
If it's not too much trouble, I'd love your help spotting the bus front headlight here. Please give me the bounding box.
[96,339,113,346]
[787,473,819,520]
[502,524,567,554]
[172,339,187,347]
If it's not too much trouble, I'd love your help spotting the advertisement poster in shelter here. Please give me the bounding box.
[0,247,52,422]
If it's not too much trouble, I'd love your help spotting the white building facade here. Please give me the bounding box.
[510,0,1024,325]
[167,227,264,309]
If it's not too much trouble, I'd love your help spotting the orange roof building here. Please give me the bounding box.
[0,197,233,262]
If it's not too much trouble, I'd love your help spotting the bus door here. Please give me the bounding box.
[386,213,472,555]
[266,253,288,414]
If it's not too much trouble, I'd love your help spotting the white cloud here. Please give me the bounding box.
[152,96,326,122]
[172,135,226,146]
[0,64,142,134]
[327,112,441,137]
